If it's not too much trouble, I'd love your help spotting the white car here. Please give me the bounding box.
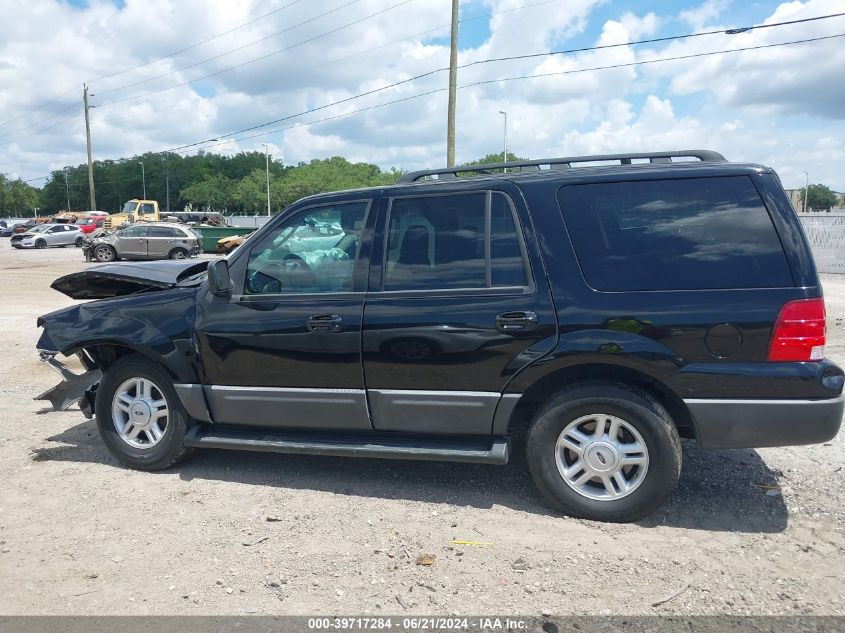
[11,223,84,249]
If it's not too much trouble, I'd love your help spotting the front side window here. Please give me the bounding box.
[139,203,155,215]
[245,201,368,295]
[383,192,530,291]
[119,225,149,238]
[557,176,793,291]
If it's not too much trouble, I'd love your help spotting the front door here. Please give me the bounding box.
[362,186,557,435]
[117,224,149,258]
[195,198,374,430]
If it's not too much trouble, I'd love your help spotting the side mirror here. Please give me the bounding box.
[207,259,232,297]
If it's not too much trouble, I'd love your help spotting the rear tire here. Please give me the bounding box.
[168,248,188,259]
[75,236,84,247]
[95,355,193,471]
[527,381,681,522]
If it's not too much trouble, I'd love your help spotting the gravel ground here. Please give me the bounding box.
[0,245,843,616]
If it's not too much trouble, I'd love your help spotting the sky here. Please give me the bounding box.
[0,0,843,191]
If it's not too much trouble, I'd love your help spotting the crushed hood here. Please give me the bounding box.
[51,259,209,300]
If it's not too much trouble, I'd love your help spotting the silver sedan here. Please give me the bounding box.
[11,224,84,249]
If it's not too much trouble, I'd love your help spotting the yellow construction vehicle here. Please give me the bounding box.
[103,199,161,230]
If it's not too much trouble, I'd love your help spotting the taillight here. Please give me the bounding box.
[767,298,826,362]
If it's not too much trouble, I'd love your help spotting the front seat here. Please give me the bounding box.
[388,224,430,289]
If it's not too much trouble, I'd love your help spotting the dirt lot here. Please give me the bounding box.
[0,245,843,616]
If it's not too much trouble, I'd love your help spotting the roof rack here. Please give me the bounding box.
[398,150,726,183]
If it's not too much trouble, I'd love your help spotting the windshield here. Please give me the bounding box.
[78,218,95,225]
[28,225,50,233]
[122,201,138,214]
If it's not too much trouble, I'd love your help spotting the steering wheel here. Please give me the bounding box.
[246,254,317,294]
[281,254,317,290]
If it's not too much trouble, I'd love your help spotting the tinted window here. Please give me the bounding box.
[246,202,367,294]
[557,176,792,291]
[491,193,529,287]
[384,192,529,291]
[150,226,181,238]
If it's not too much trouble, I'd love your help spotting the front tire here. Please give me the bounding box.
[35,239,47,249]
[95,355,193,471]
[527,382,681,522]
[94,244,116,262]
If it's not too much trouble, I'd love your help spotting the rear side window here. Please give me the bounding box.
[383,192,529,291]
[557,176,792,291]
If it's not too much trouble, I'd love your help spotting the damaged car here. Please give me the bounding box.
[35,150,844,522]
[85,222,201,262]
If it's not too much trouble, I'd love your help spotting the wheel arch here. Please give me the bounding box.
[503,362,698,441]
[67,340,181,381]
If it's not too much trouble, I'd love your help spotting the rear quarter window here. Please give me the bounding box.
[557,176,793,291]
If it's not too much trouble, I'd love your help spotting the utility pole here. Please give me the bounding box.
[83,85,97,211]
[803,171,809,213]
[138,161,146,199]
[63,169,71,212]
[165,158,171,213]
[498,110,507,172]
[446,0,459,167]
[262,143,271,216]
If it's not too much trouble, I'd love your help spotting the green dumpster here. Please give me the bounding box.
[194,226,254,253]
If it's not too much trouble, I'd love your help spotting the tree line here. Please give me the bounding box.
[3,151,840,217]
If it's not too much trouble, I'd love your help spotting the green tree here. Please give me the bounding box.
[0,174,42,217]
[181,174,237,211]
[236,169,271,214]
[459,152,528,175]
[270,157,403,210]
[801,184,839,210]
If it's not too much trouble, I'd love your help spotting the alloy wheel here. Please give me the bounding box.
[111,377,169,449]
[555,413,649,501]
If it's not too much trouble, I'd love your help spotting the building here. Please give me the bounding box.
[783,189,845,213]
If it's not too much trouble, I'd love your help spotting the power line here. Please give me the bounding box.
[0,84,80,129]
[0,0,309,129]
[86,0,308,84]
[94,9,845,116]
[0,102,79,141]
[92,0,365,98]
[171,32,845,156]
[459,11,845,69]
[187,25,845,147]
[12,23,844,176]
[0,0,550,137]
[0,110,84,148]
[105,0,564,119]
[93,0,411,105]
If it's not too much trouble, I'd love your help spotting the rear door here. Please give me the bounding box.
[362,183,557,435]
[147,225,187,257]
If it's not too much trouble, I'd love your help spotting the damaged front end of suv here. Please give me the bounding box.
[35,259,209,417]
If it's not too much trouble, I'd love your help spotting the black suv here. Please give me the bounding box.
[36,150,844,522]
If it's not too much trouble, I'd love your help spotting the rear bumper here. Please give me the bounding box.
[686,394,844,449]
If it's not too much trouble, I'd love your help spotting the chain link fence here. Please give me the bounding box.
[799,213,845,274]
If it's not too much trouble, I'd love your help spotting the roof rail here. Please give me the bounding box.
[397,150,727,183]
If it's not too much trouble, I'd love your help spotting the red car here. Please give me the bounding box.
[76,217,105,234]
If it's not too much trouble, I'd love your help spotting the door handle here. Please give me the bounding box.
[495,311,539,331]
[307,314,344,332]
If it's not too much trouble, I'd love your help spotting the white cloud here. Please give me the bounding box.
[679,0,732,30]
[0,0,843,193]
